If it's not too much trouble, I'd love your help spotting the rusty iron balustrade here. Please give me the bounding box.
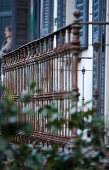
[93,39,100,117]
[2,10,81,148]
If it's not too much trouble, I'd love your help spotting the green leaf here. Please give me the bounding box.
[23,123,32,135]
[19,92,31,103]
[36,89,42,93]
[0,139,7,151]
[5,91,13,103]
[30,82,36,89]
[21,107,34,115]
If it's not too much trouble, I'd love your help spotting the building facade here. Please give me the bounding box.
[55,0,106,117]
[0,0,108,119]
[0,0,30,50]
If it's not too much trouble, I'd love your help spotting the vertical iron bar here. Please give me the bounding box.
[82,67,85,111]
[93,39,100,116]
[72,10,81,102]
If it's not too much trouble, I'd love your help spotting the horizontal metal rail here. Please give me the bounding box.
[1,10,100,148]
[3,21,109,57]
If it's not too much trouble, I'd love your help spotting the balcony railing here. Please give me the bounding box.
[1,10,100,148]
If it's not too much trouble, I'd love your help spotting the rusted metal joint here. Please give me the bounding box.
[31,43,35,57]
[93,89,99,99]
[72,87,80,98]
[73,9,80,18]
[94,39,100,52]
[40,40,44,54]
[49,35,53,51]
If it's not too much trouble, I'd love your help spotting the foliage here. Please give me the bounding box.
[0,85,109,170]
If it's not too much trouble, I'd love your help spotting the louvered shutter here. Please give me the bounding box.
[92,0,102,42]
[75,0,89,48]
[57,0,66,29]
[92,0,106,116]
[40,0,54,37]
[12,0,30,49]
[0,0,12,48]
[33,0,40,39]
[100,0,106,116]
[0,0,12,98]
[0,60,1,98]
[49,0,54,33]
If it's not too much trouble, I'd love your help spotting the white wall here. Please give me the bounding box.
[78,0,93,107]
[105,0,109,129]
[66,0,74,25]
[54,0,57,31]
[53,0,93,108]
[66,0,93,107]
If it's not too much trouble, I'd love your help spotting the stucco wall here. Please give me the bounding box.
[105,0,109,129]
[53,0,93,108]
[66,0,93,108]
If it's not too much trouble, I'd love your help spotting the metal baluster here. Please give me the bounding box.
[93,39,100,117]
[46,61,48,93]
[67,27,71,45]
[57,57,58,92]
[15,53,17,95]
[50,36,53,51]
[61,30,65,47]
[44,62,45,93]
[56,33,59,49]
[72,10,80,103]
[45,38,48,52]
[35,42,39,56]
[53,57,55,92]
[24,47,27,91]
[71,10,81,137]
[41,62,43,93]
[31,43,35,57]
[27,46,30,59]
[68,52,70,91]
[40,40,43,54]
[51,58,53,92]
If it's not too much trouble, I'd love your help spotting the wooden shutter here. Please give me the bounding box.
[92,0,106,116]
[33,0,40,39]
[49,0,54,33]
[40,0,54,37]
[0,0,12,98]
[75,0,89,48]
[92,0,102,42]
[57,0,66,29]
[0,0,12,48]
[12,0,30,49]
[100,0,106,115]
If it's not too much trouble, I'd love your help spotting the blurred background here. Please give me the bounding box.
[0,0,70,50]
